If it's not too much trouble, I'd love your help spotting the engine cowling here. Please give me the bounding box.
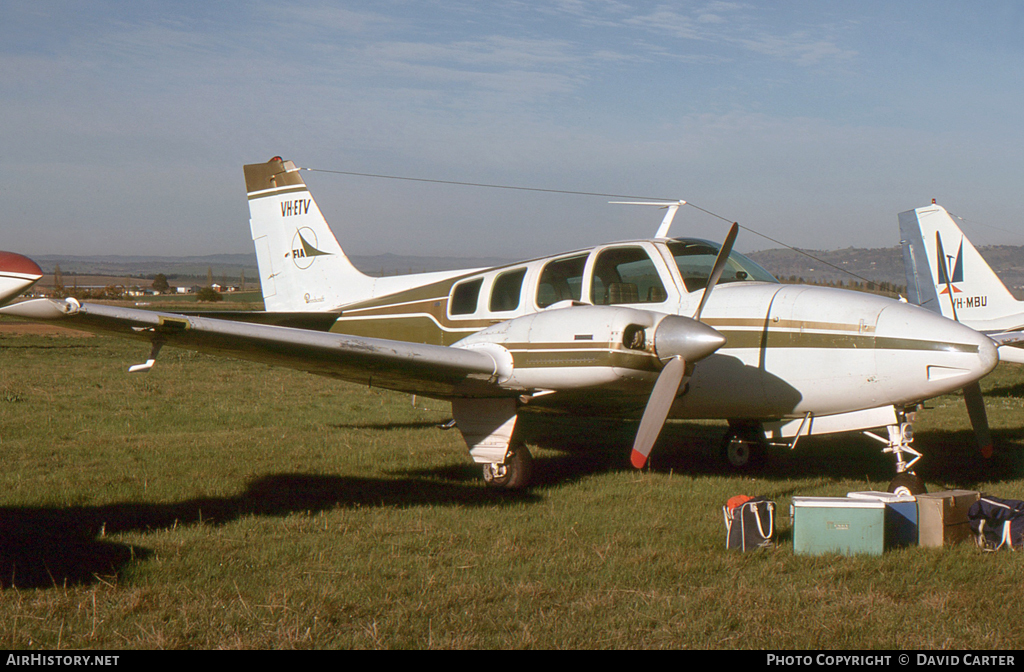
[452,304,724,393]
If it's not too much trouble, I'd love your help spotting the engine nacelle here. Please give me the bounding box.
[452,304,724,393]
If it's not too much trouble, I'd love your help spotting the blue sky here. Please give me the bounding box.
[3,1,1024,258]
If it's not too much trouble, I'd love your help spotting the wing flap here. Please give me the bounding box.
[0,299,501,397]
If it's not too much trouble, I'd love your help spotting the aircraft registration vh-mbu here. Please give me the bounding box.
[0,158,1001,492]
[899,201,1024,459]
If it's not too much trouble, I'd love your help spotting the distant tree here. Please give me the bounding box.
[196,286,223,302]
[152,273,170,293]
[53,263,64,297]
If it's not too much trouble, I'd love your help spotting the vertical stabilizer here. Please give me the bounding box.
[245,157,374,312]
[899,204,1021,324]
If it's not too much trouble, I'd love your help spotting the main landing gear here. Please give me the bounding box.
[482,442,533,490]
[720,421,768,471]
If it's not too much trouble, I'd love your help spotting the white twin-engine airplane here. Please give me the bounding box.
[0,158,1000,492]
[899,202,1024,458]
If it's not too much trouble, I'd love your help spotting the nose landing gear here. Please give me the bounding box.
[863,412,926,496]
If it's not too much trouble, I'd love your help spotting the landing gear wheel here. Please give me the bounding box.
[720,426,767,471]
[482,443,533,490]
[888,471,926,496]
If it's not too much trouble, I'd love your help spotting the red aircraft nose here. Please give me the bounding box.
[0,251,43,278]
[0,251,44,306]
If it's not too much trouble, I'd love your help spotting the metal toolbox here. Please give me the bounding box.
[916,490,979,547]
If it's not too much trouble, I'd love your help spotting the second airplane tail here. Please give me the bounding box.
[899,203,1022,328]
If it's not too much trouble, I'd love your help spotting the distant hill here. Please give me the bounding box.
[746,245,1024,299]
[747,247,904,286]
[28,245,1024,299]
[29,253,514,285]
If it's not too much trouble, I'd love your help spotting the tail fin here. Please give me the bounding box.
[245,157,374,312]
[899,203,1022,323]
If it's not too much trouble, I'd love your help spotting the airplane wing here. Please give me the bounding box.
[0,299,502,398]
[988,331,1024,346]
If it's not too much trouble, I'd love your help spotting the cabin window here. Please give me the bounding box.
[450,278,483,315]
[667,240,778,292]
[536,254,587,308]
[490,268,526,312]
[590,246,668,305]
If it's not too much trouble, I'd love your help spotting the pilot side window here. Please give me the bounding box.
[450,278,483,316]
[536,255,587,308]
[490,268,526,312]
[590,246,668,305]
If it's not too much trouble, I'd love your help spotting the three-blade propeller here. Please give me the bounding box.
[630,223,738,469]
[935,233,994,459]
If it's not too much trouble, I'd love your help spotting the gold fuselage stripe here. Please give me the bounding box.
[329,290,977,360]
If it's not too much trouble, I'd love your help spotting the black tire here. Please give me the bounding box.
[482,444,533,490]
[888,471,926,496]
[720,426,767,471]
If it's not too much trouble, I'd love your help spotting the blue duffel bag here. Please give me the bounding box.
[968,495,1024,551]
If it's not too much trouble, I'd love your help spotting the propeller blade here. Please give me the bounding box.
[694,222,739,322]
[963,381,994,459]
[631,356,688,469]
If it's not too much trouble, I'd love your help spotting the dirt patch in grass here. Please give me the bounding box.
[0,322,93,337]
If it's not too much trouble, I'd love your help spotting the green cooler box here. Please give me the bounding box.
[792,496,886,555]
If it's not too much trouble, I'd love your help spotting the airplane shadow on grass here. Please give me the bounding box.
[0,473,539,590]
[4,421,1023,590]
[409,417,1024,490]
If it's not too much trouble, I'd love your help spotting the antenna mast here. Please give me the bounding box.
[609,200,687,238]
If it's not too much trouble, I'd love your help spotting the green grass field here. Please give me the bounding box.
[1,327,1023,649]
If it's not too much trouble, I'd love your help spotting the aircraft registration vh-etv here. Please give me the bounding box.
[0,158,1001,493]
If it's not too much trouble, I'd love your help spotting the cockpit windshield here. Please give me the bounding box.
[666,239,778,292]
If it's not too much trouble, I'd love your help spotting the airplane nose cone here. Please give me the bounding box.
[653,315,727,363]
[0,251,43,277]
[0,251,43,306]
[876,301,998,398]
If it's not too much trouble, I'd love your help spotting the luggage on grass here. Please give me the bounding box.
[968,495,1024,551]
[724,495,775,550]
